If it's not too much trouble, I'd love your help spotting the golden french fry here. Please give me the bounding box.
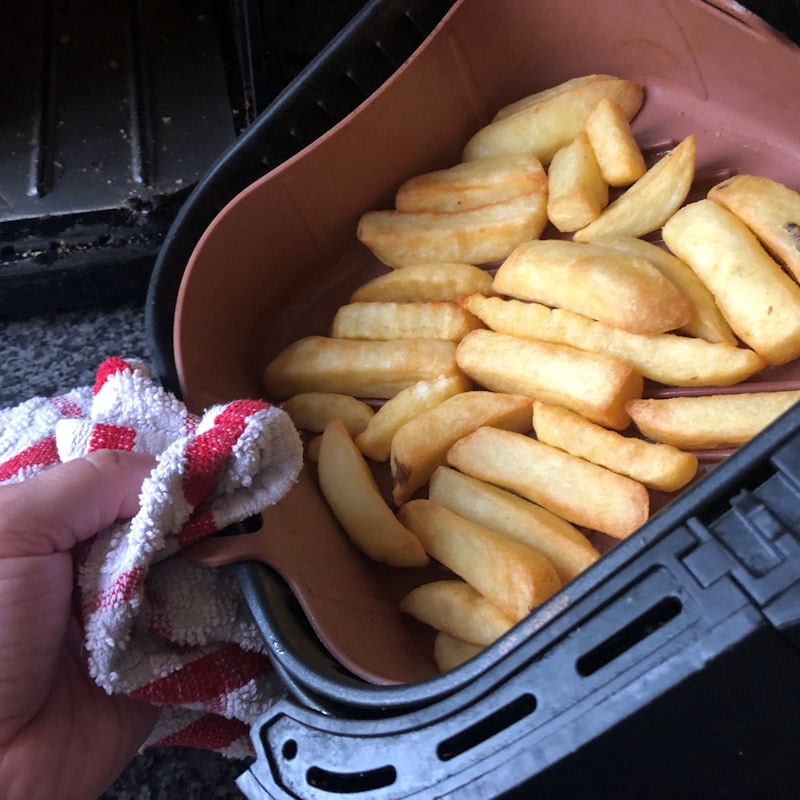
[390,390,533,504]
[455,329,642,430]
[395,153,547,213]
[493,239,691,334]
[447,426,650,539]
[434,631,483,672]
[573,135,696,242]
[350,262,493,303]
[591,234,737,345]
[626,391,800,450]
[532,400,698,492]
[460,295,764,388]
[316,418,428,567]
[429,466,600,583]
[399,580,516,646]
[463,74,644,165]
[584,96,646,187]
[708,174,800,284]
[281,392,374,437]
[546,132,609,233]
[263,336,463,400]
[357,193,548,268]
[662,199,800,365]
[330,301,483,341]
[398,498,561,620]
[355,374,471,462]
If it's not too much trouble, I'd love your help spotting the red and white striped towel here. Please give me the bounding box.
[0,357,304,757]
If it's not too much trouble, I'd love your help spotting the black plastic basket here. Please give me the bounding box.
[145,0,800,797]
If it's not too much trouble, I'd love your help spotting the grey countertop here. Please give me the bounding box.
[0,303,251,798]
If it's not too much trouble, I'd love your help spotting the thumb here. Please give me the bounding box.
[0,449,155,558]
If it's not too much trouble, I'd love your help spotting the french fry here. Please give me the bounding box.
[626,391,800,450]
[281,392,375,437]
[434,631,483,672]
[330,301,483,341]
[590,234,737,344]
[398,498,561,620]
[662,199,800,365]
[573,135,696,242]
[263,336,463,400]
[532,400,698,492]
[455,328,642,430]
[316,418,428,567]
[447,426,650,539]
[355,374,471,462]
[357,193,548,268]
[394,153,547,213]
[546,132,609,233]
[460,294,764,387]
[708,174,800,284]
[493,239,691,334]
[350,262,493,303]
[429,466,600,583]
[462,74,644,165]
[399,580,516,646]
[390,390,533,504]
[584,96,646,187]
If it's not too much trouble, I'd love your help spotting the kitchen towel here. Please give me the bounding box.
[0,357,304,757]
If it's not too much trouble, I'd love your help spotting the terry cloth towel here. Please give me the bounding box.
[0,357,304,757]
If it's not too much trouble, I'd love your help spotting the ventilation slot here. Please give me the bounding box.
[437,693,537,762]
[576,595,682,677]
[306,764,397,793]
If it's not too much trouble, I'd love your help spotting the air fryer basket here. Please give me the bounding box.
[149,0,800,796]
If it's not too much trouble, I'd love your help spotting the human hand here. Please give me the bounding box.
[0,450,160,800]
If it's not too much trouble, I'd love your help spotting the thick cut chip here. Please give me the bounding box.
[493,238,691,334]
[447,426,650,539]
[356,374,471,462]
[662,199,800,365]
[395,153,547,213]
[429,466,600,583]
[591,235,736,344]
[330,301,482,341]
[461,295,764,387]
[263,336,463,400]
[434,632,483,672]
[357,193,548,268]
[317,418,428,567]
[546,132,609,233]
[390,390,533,504]
[350,262,493,303]
[398,499,561,620]
[532,400,698,492]
[573,135,695,242]
[626,392,800,450]
[281,392,374,437]
[584,96,646,187]
[708,174,800,284]
[462,74,644,165]
[455,328,642,430]
[399,580,516,646]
